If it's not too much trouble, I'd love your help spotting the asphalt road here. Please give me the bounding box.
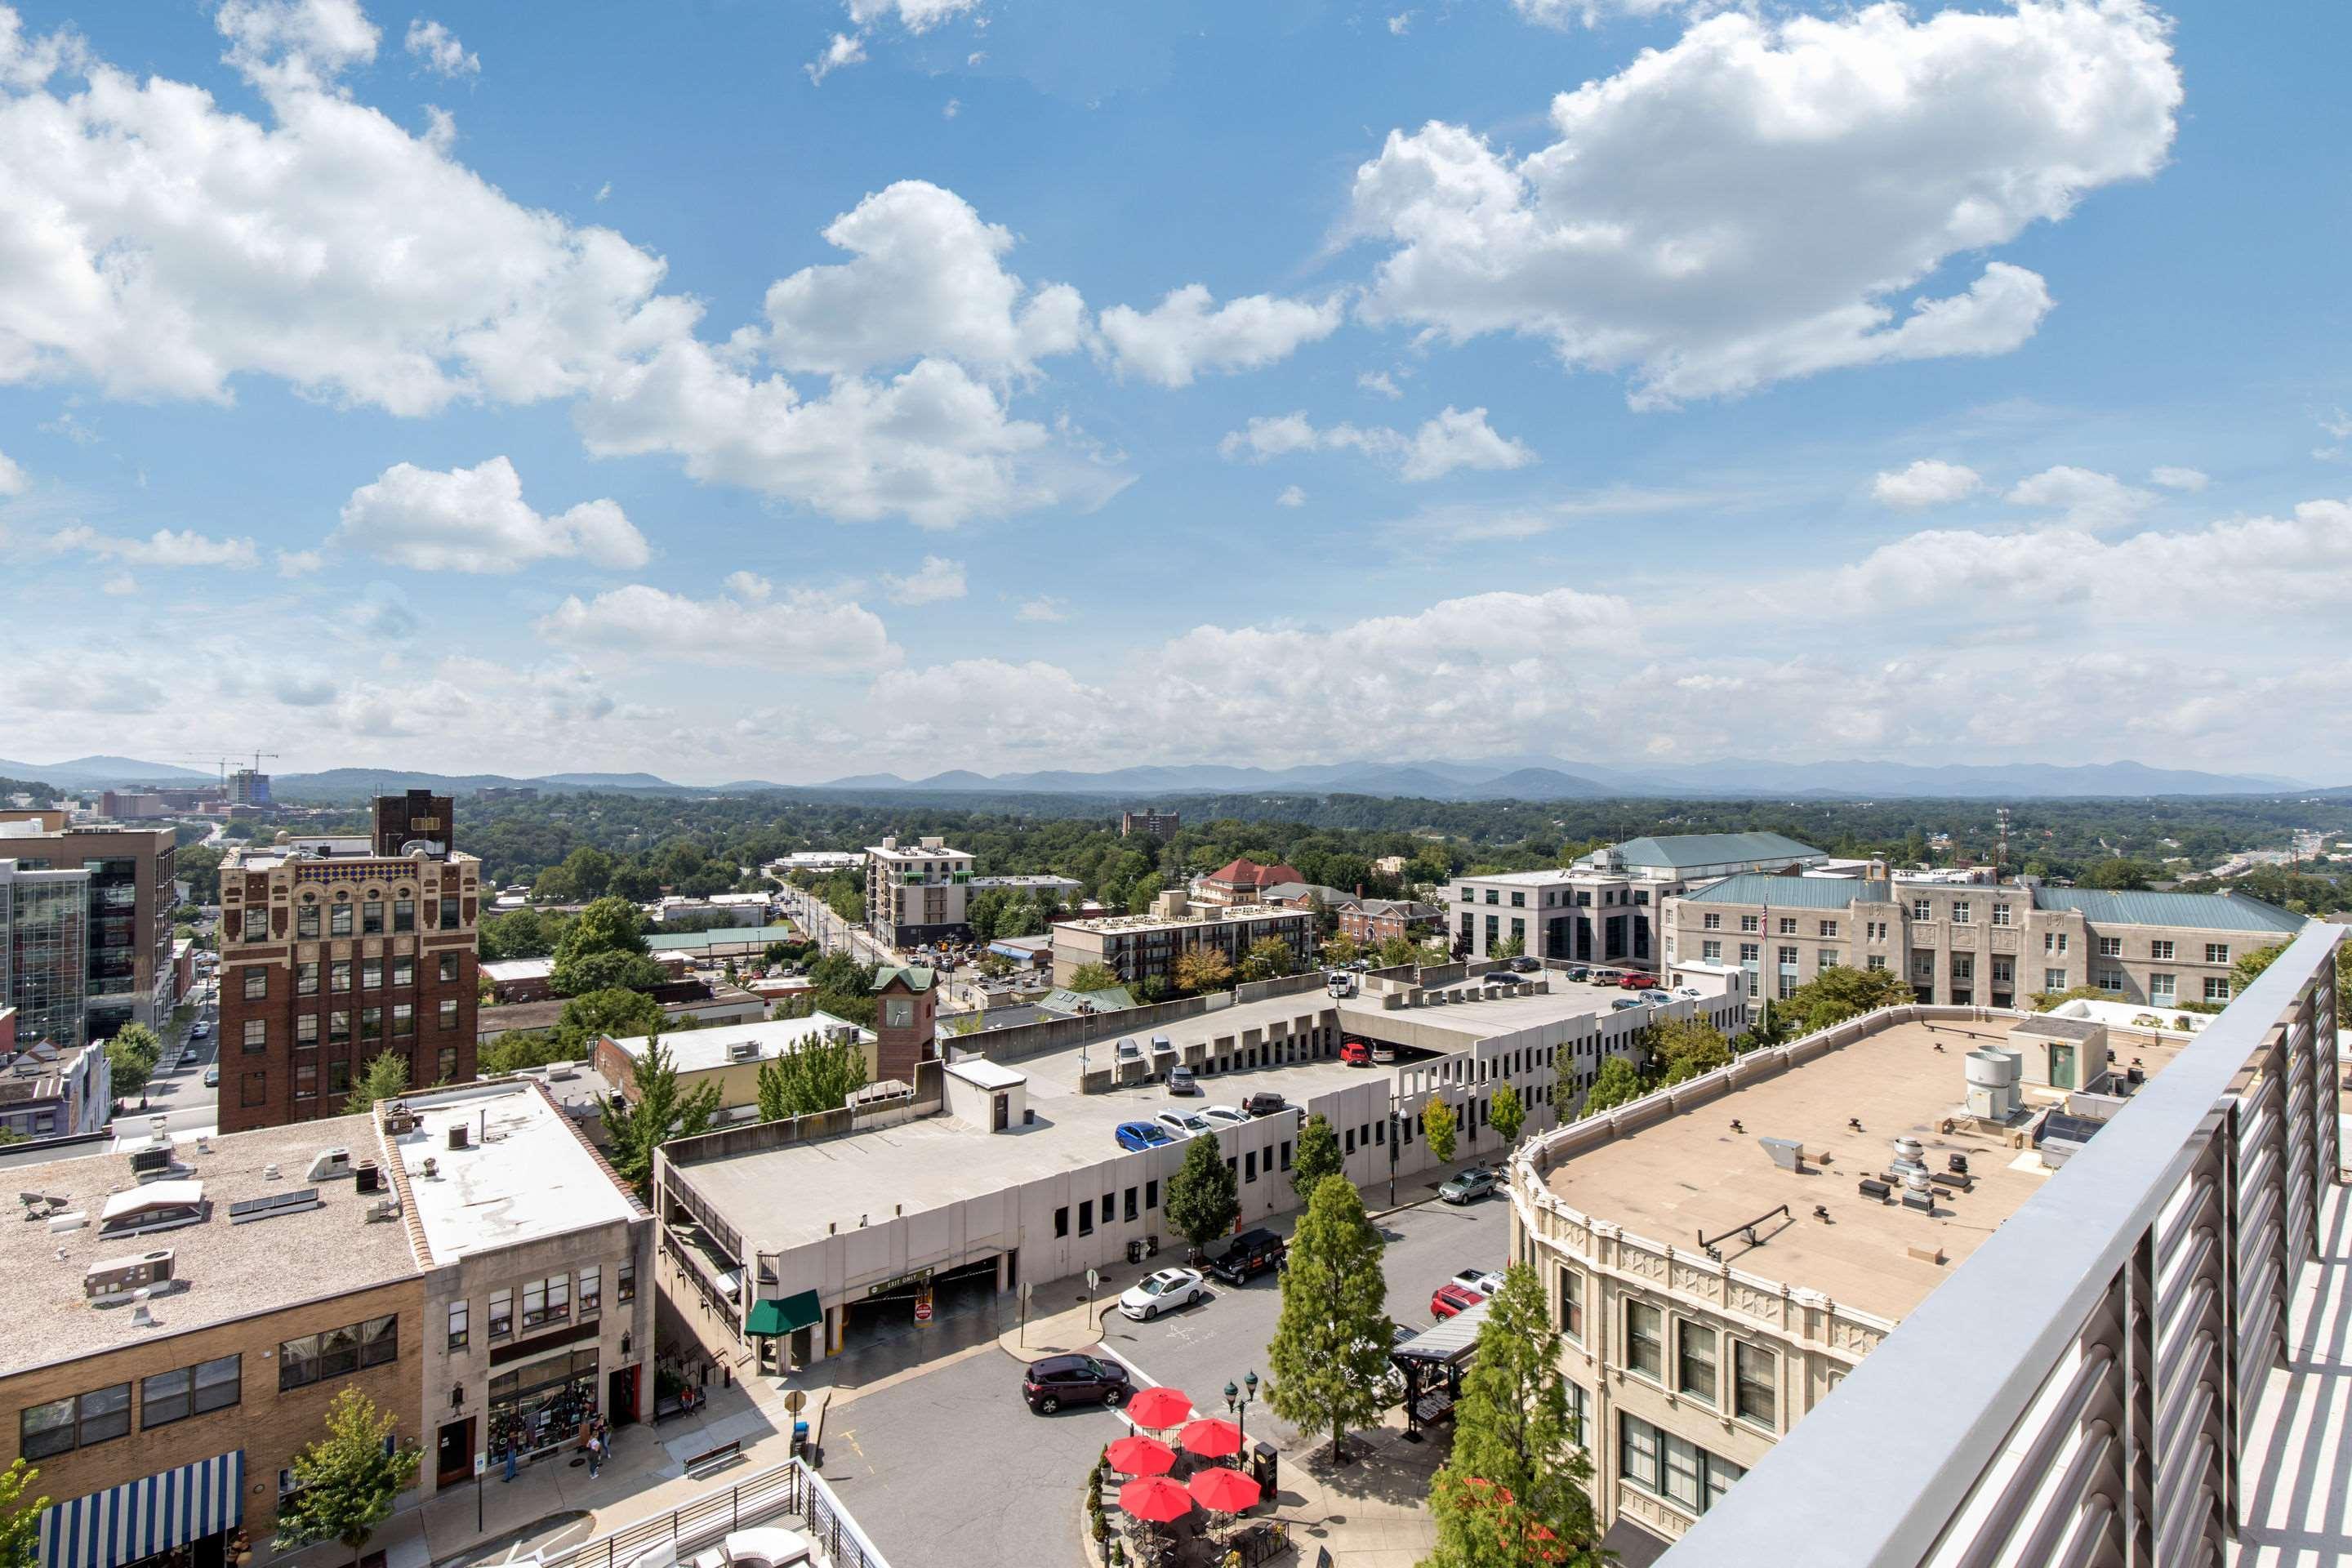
[128,982,220,1138]
[815,1183,1513,1568]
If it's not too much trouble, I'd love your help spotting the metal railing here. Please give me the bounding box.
[1658,922,2343,1568]
[533,1456,887,1568]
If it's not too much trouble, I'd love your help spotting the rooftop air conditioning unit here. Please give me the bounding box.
[84,1250,176,1301]
[306,1148,354,1183]
[354,1160,382,1195]
[447,1124,470,1151]
[729,1041,761,1062]
[366,1198,401,1223]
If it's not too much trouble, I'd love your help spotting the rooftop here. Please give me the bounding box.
[1609,831,1824,870]
[483,957,555,982]
[606,1013,873,1074]
[647,922,800,953]
[867,839,969,862]
[1681,874,2309,933]
[391,1082,639,1259]
[0,1116,419,1376]
[1539,1017,2185,1321]
[1054,902,1307,934]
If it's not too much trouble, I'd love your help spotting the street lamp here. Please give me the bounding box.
[1225,1371,1258,1448]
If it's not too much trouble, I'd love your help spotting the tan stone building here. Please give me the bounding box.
[1048,893,1312,989]
[1663,871,2306,1019]
[593,1013,877,1120]
[1508,1007,2186,1557]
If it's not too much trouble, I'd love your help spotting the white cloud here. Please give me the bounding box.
[1356,370,1403,400]
[100,572,136,596]
[332,456,650,574]
[1015,595,1068,623]
[0,448,24,497]
[1511,0,1706,27]
[845,0,982,32]
[881,554,968,605]
[1097,285,1343,388]
[45,524,260,568]
[595,181,612,203]
[216,0,379,88]
[403,17,477,77]
[942,97,960,119]
[2149,466,2207,492]
[1872,459,1982,510]
[1276,485,1307,508]
[1348,2,2180,407]
[2004,465,2155,530]
[756,182,1083,376]
[276,548,325,577]
[536,579,898,672]
[805,31,866,85]
[1219,406,1535,482]
[1388,12,1413,36]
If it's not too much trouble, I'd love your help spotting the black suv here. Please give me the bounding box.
[1244,1091,1290,1118]
[1023,1354,1131,1414]
[1209,1227,1289,1285]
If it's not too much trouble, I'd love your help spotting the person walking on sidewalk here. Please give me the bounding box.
[501,1440,519,1483]
[586,1434,604,1478]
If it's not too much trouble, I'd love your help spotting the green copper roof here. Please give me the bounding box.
[1681,874,1868,910]
[871,964,936,993]
[1612,831,1824,869]
[2029,888,2307,935]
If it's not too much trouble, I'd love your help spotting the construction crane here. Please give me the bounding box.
[167,751,280,789]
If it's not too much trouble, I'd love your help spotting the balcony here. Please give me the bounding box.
[1657,922,2344,1568]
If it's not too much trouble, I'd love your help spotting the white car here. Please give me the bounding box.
[1120,1267,1209,1321]
[1156,1110,1214,1139]
[1674,986,1703,1000]
[1451,1267,1505,1298]
[1200,1105,1250,1130]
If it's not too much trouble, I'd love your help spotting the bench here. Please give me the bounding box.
[684,1438,742,1477]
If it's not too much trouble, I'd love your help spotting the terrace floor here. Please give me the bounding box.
[2235,1174,2352,1567]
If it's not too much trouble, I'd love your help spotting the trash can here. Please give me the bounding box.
[1250,1441,1277,1495]
[792,1420,809,1457]
[1127,1237,1148,1265]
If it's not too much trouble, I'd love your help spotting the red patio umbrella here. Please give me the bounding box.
[1107,1435,1176,1477]
[1118,1476,1195,1525]
[1125,1386,1194,1430]
[1187,1467,1263,1515]
[1178,1417,1245,1460]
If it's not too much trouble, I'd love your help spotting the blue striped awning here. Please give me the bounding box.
[39,1450,243,1568]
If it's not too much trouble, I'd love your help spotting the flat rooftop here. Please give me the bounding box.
[608,1013,873,1073]
[1540,1018,2185,1321]
[393,1083,638,1259]
[1054,902,1304,934]
[0,1115,418,1376]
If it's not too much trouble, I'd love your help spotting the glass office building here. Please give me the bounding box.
[0,860,90,1049]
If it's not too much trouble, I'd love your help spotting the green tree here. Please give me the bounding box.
[1423,1096,1458,1164]
[1489,1083,1525,1148]
[1125,872,1165,915]
[755,1033,870,1121]
[1584,1057,1645,1115]
[271,1388,420,1565]
[1066,962,1120,993]
[554,986,666,1046]
[550,896,666,996]
[1174,947,1232,994]
[1239,936,1297,982]
[2232,940,2352,1027]
[1267,1175,1393,1460]
[1779,964,1913,1034]
[1165,1133,1241,1254]
[2078,857,2154,890]
[1377,934,1420,969]
[344,1049,412,1114]
[604,1031,724,1200]
[1291,1112,1343,1200]
[476,1031,577,1077]
[1320,933,1361,967]
[1425,1263,1601,1568]
[1650,1015,1733,1084]
[106,1038,154,1097]
[0,1457,49,1568]
[1490,935,1525,960]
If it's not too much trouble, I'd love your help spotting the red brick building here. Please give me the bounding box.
[1192,858,1307,906]
[1336,897,1441,947]
[215,801,480,1133]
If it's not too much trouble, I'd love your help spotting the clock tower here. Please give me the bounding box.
[871,965,938,1084]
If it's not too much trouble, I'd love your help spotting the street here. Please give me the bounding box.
[131,979,220,1138]
[813,1183,1514,1568]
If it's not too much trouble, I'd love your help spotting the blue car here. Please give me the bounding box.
[1116,1121,1174,1152]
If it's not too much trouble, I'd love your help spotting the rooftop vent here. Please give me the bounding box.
[97,1182,207,1240]
[306,1148,354,1183]
[84,1250,176,1302]
[365,1198,401,1223]
[728,1041,761,1062]
[447,1124,470,1151]
[354,1160,382,1195]
[229,1187,322,1225]
[1758,1136,1806,1173]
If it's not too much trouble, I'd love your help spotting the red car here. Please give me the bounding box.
[1430,1283,1484,1320]
[1617,971,1655,990]
[1340,1040,1372,1067]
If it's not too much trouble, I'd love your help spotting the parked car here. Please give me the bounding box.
[1588,968,1619,984]
[1120,1267,1209,1321]
[1023,1353,1132,1414]
[1451,1267,1505,1296]
[1116,1120,1175,1152]
[1166,1065,1201,1096]
[1429,1283,1484,1320]
[1116,1037,1143,1063]
[1243,1091,1290,1118]
[1674,986,1704,1000]
[1565,966,1590,982]
[190,1021,211,1039]
[1640,989,1671,1003]
[202,1065,219,1088]
[1508,956,1539,973]
[1611,997,1645,1011]
[1210,1227,1288,1284]
[1618,971,1655,990]
[1156,1109,1214,1139]
[1437,1166,1499,1205]
[1340,1040,1372,1067]
[1200,1105,1250,1130]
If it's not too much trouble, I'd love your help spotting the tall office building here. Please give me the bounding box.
[225,767,272,807]
[0,859,90,1049]
[0,822,176,1040]
[215,798,480,1133]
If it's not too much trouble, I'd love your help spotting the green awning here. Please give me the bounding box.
[746,1290,822,1338]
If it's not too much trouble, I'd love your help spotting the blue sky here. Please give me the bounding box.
[1,0,2347,784]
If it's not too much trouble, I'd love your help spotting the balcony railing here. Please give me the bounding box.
[1656,921,2344,1568]
[534,1454,886,1568]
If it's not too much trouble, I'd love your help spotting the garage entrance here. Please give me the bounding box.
[840,1255,1004,1354]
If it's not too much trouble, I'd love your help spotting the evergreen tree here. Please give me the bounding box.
[1489,1083,1525,1148]
[271,1388,420,1566]
[1165,1133,1241,1253]
[0,1458,48,1568]
[604,1031,724,1200]
[1423,1096,1458,1164]
[1424,1264,1601,1568]
[343,1049,412,1115]
[1266,1175,1393,1461]
[1290,1112,1343,1200]
[1583,1057,1645,1115]
[754,1032,870,1120]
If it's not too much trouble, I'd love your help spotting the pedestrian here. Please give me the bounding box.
[501,1440,518,1483]
[586,1435,603,1478]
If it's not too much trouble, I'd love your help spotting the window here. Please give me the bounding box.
[1343,1127,1356,1154]
[522,1275,570,1328]
[1734,1340,1776,1428]
[1912,899,1931,922]
[441,896,461,931]
[22,1383,132,1457]
[394,897,415,933]
[1147,1178,1160,1209]
[1991,902,2012,926]
[296,961,319,996]
[439,1000,459,1031]
[1740,942,1759,966]
[1740,915,1759,933]
[1244,1150,1258,1183]
[296,904,321,940]
[241,1071,266,1108]
[332,960,353,993]
[1557,1267,1583,1342]
[488,1288,513,1338]
[1818,949,1839,970]
[1619,1414,1744,1518]
[1510,892,1526,907]
[2046,969,2069,991]
[1677,1322,1717,1405]
[1701,941,1722,962]
[363,899,384,936]
[1776,918,1796,936]
[1868,955,1887,971]
[2097,937,2122,958]
[2204,977,2232,1003]
[394,1003,414,1037]
[439,955,459,983]
[295,1063,317,1101]
[243,1018,266,1053]
[1078,1199,1094,1236]
[1993,958,2014,985]
[1624,1300,1664,1381]
[2100,969,2124,993]
[2205,943,2230,964]
[392,958,413,987]
[2150,973,2176,1002]
[361,1006,382,1040]
[278,1316,397,1390]
[330,1009,350,1043]
[330,902,353,938]
[1820,920,1838,938]
[448,1300,470,1349]
[243,967,268,1000]
[362,959,382,990]
[1776,946,1797,967]
[2151,939,2175,960]
[618,1259,636,1302]
[1459,887,1474,903]
[1485,889,1499,905]
[580,1265,602,1316]
[140,1356,241,1428]
[1952,902,1972,924]
[296,1013,319,1046]
[1702,913,1722,931]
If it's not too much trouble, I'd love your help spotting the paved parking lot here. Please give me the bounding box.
[813,1182,1514,1568]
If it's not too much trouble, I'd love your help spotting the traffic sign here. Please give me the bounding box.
[1086,1267,1100,1294]
[914,1290,934,1325]
[782,1389,807,1415]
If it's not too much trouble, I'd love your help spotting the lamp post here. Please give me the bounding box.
[1225,1371,1258,1450]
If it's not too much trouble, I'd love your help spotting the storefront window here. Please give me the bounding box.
[488,1348,600,1458]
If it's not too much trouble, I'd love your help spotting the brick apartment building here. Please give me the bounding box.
[1119,808,1180,841]
[216,795,480,1134]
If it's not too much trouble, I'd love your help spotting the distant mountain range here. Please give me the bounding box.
[0,753,2320,802]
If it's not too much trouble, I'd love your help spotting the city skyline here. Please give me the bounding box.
[1,1,2347,780]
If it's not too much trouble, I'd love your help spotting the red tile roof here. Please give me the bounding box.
[1203,858,1305,889]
